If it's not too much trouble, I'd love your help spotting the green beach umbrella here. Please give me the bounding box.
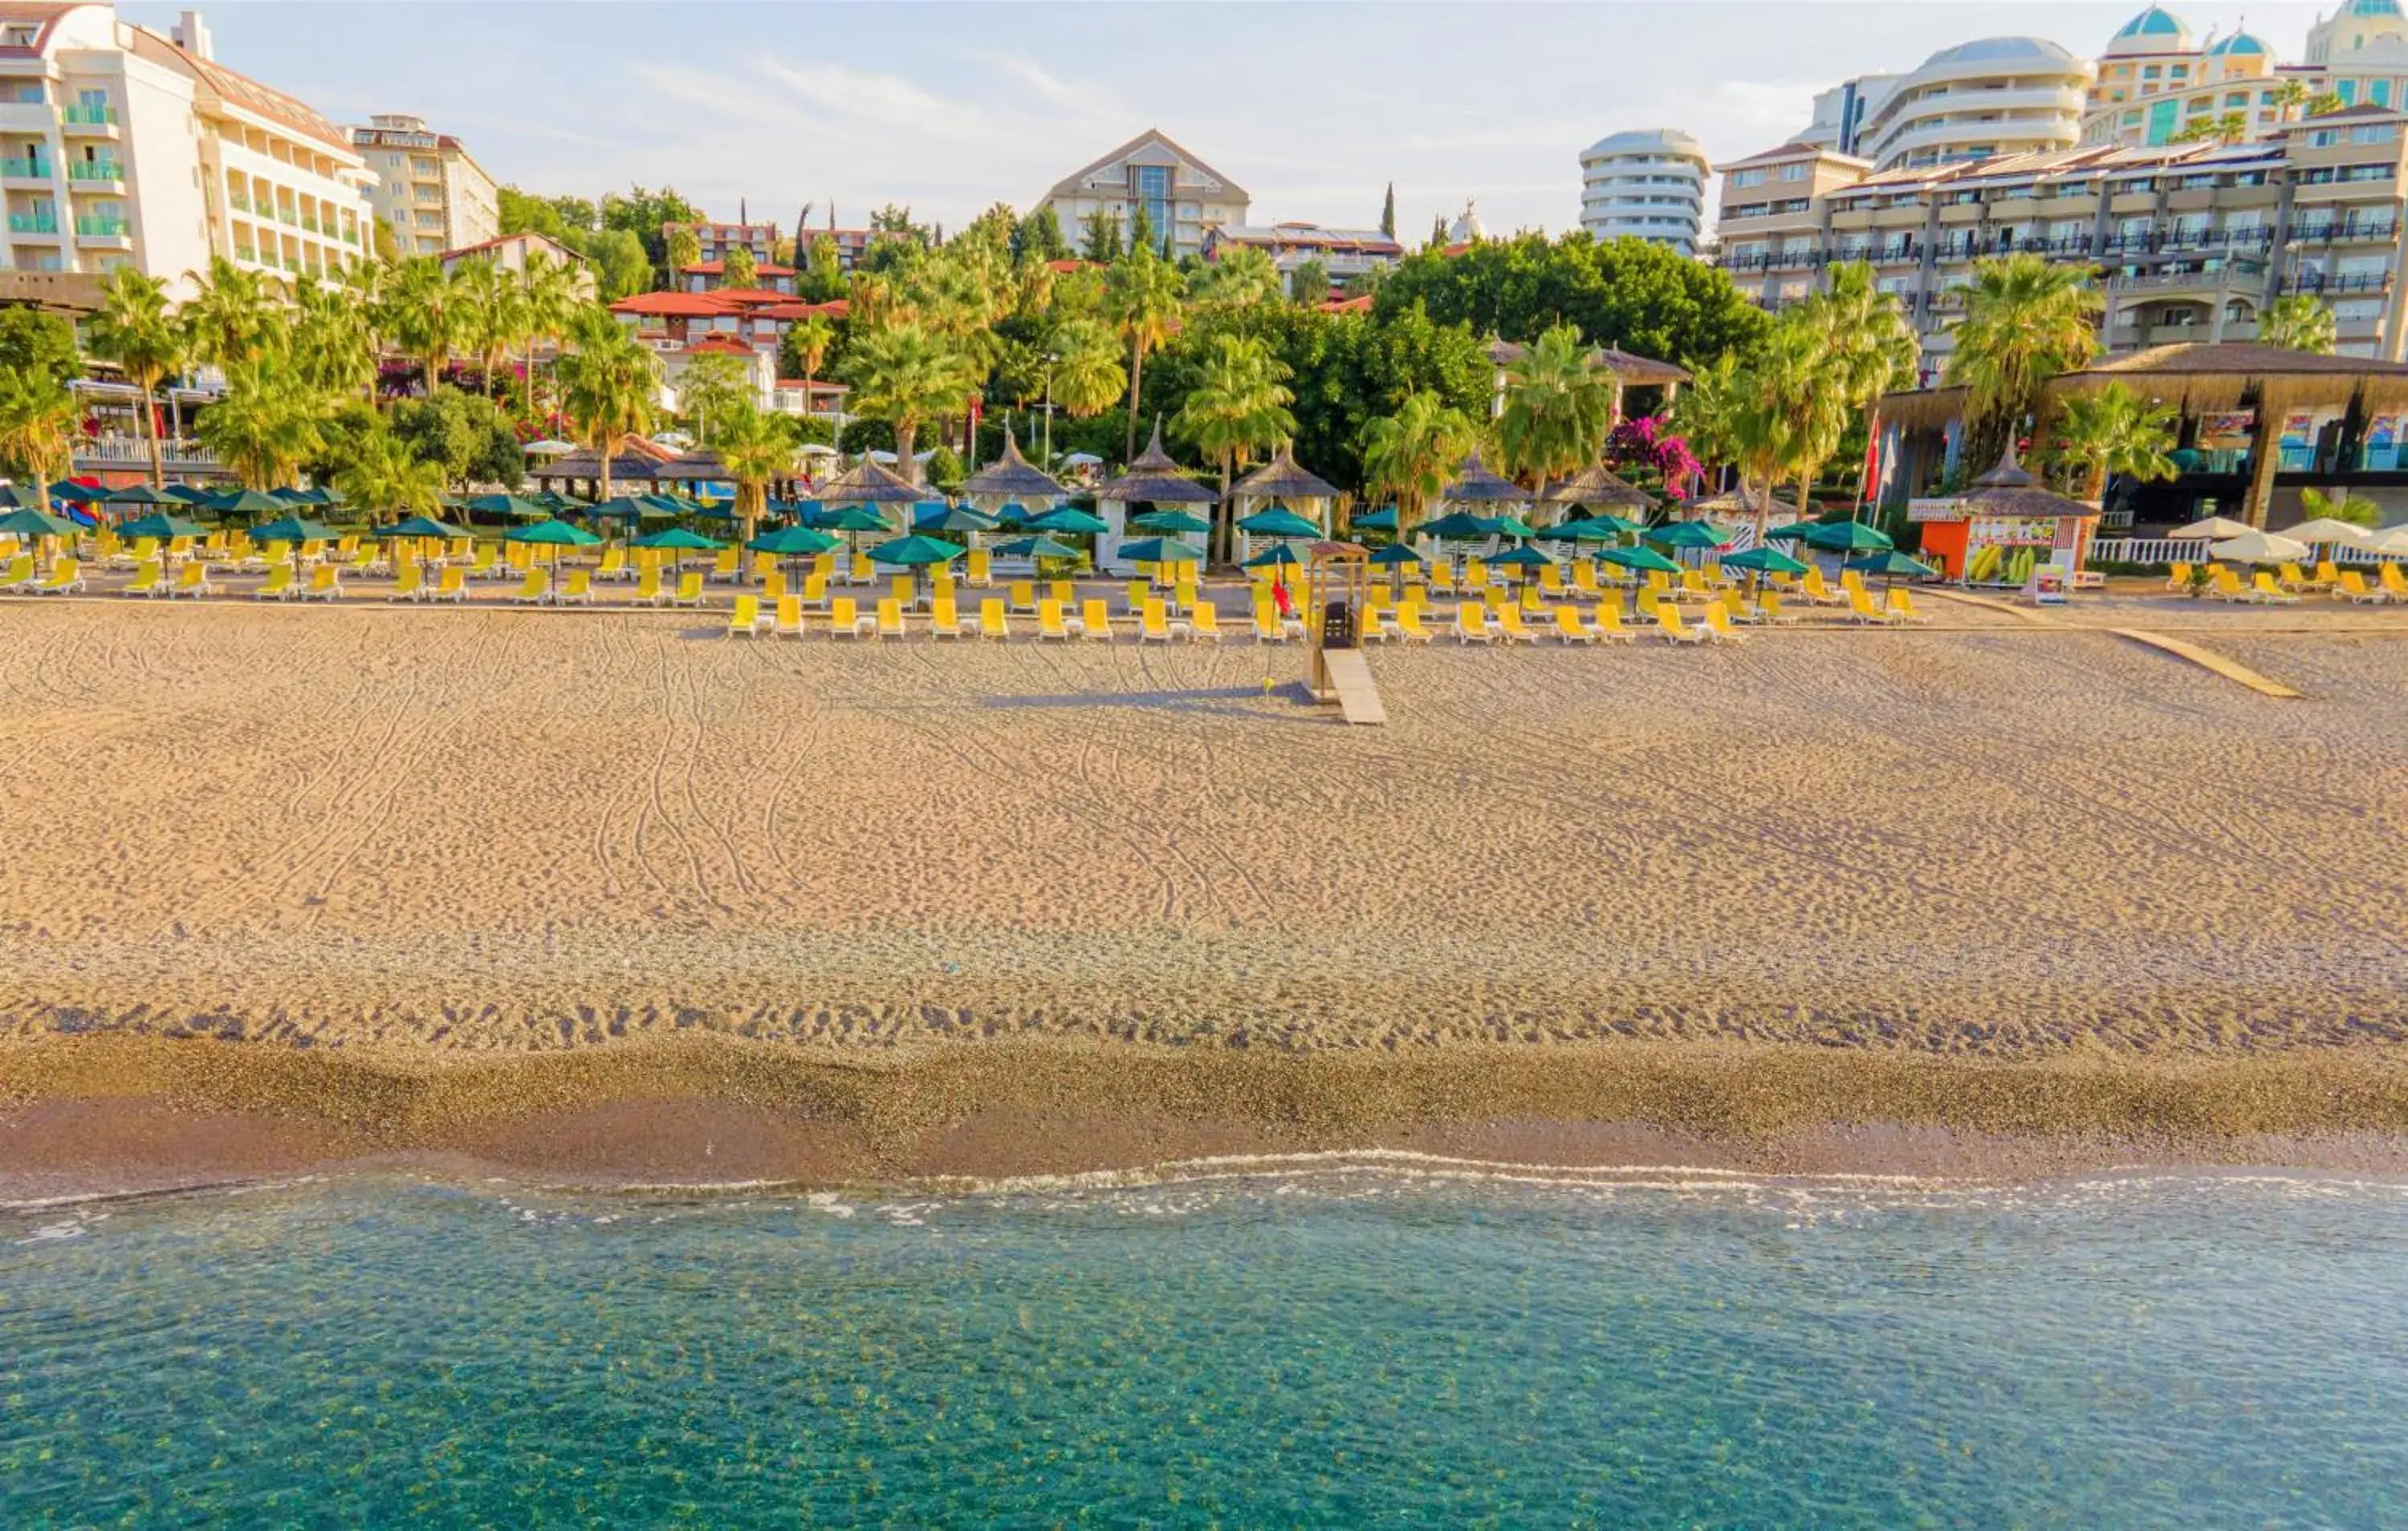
[506,518,601,546]
[1646,520,1730,550]
[1763,521,1820,544]
[1129,507,1211,535]
[630,526,723,551]
[1843,550,1937,580]
[104,482,175,506]
[917,504,1000,534]
[1368,542,1425,567]
[1599,545,1682,575]
[380,514,469,540]
[1416,510,1491,541]
[48,481,107,506]
[1804,520,1895,554]
[466,493,554,520]
[638,493,691,515]
[1028,506,1111,535]
[213,489,290,518]
[819,506,893,534]
[1118,536,1203,565]
[1538,518,1621,544]
[1720,546,1811,577]
[991,534,1083,562]
[1236,506,1320,538]
[749,525,840,555]
[1243,543,1304,571]
[586,495,669,523]
[158,484,218,507]
[251,514,340,545]
[0,484,47,510]
[867,534,965,567]
[1352,506,1399,532]
[1484,514,1539,541]
[117,511,211,541]
[0,506,82,538]
[1488,544,1554,570]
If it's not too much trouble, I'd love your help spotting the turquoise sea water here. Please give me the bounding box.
[3,1164,2405,1526]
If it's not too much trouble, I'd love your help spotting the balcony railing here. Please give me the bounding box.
[2286,270,2394,293]
[0,156,50,179]
[227,192,251,213]
[72,437,222,470]
[67,160,124,182]
[299,213,319,233]
[271,205,295,225]
[341,227,359,245]
[74,215,127,238]
[2288,220,2401,242]
[60,103,118,127]
[7,212,58,234]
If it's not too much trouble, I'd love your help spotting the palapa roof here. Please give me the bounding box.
[1953,448,2096,519]
[532,450,661,483]
[1544,461,1653,509]
[1096,420,1218,504]
[1481,338,1689,384]
[1878,343,2408,430]
[820,458,923,504]
[958,435,1065,499]
[1682,490,1756,518]
[1441,451,1528,504]
[1231,446,1339,502]
[650,449,734,482]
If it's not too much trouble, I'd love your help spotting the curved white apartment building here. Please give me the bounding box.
[1853,36,2093,169]
[1576,128,1708,254]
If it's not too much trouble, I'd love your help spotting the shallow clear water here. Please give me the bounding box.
[3,1164,2405,1526]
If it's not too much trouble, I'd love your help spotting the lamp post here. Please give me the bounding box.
[1041,351,1059,468]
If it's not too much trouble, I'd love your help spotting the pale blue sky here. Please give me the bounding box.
[129,2,2329,238]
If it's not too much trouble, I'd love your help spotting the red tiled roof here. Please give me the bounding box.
[681,260,797,278]
[612,290,736,318]
[707,286,803,305]
[440,231,588,266]
[776,378,848,393]
[759,298,849,321]
[1318,294,1374,314]
[1047,258,1092,273]
[684,337,755,356]
[125,26,356,152]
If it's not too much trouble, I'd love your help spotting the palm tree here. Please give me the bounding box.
[1495,324,1616,489]
[518,254,584,420]
[1189,246,1281,308]
[194,359,327,489]
[2044,382,2176,505]
[454,257,528,397]
[1170,333,1296,564]
[333,422,446,525]
[843,323,974,485]
[2273,79,2312,124]
[713,400,796,548]
[0,365,79,511]
[2255,294,2337,355]
[2300,485,2381,527]
[1942,253,2103,459]
[1047,318,1125,420]
[1358,390,1480,533]
[1722,319,1844,532]
[1667,352,1744,492]
[380,257,463,394]
[83,267,184,489]
[554,311,661,502]
[289,277,376,401]
[785,311,837,424]
[181,255,286,369]
[1106,243,1185,459]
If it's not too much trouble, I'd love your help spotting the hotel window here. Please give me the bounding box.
[1780,163,1808,181]
[2339,80,2359,104]
[2352,123,2398,143]
[2142,66,2162,80]
[1730,169,1763,188]
[1133,164,1170,248]
[2226,93,2250,109]
[2375,82,2394,108]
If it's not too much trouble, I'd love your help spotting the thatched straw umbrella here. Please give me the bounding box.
[1095,420,1217,574]
[1544,461,1653,517]
[960,435,1066,506]
[1228,446,1340,567]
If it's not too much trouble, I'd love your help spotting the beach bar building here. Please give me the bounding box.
[1875,343,2408,546]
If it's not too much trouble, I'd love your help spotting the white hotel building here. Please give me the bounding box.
[1576,128,1709,254]
[1,4,370,298]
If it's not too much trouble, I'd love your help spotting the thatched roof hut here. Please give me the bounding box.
[1544,461,1653,510]
[959,435,1065,501]
[1231,446,1340,504]
[1096,420,1218,505]
[1594,347,1692,387]
[820,458,921,504]
[1955,449,2095,520]
[1440,451,1527,504]
[532,451,661,485]
[649,450,729,483]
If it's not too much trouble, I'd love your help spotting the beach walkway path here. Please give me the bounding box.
[1320,649,1388,726]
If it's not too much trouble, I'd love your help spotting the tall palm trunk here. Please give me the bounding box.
[598,433,616,504]
[1214,454,1233,567]
[1125,343,1145,461]
[137,376,163,490]
[895,420,919,486]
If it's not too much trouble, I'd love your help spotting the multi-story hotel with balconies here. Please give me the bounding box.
[1801,38,2093,172]
[1576,128,1708,255]
[1042,129,1247,261]
[352,112,496,258]
[1716,104,2408,367]
[1,5,369,298]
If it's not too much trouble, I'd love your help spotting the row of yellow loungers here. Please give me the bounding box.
[724,594,1230,642]
[2176,559,2408,605]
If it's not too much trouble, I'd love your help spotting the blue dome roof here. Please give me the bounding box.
[2349,0,2403,16]
[1925,35,2080,68]
[2207,30,2268,55]
[2115,6,2187,38]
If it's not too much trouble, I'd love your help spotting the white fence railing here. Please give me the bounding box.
[71,437,224,470]
[2091,536,2385,567]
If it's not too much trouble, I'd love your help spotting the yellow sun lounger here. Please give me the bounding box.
[172,561,213,599]
[1885,587,1930,624]
[799,573,829,611]
[2382,563,2408,601]
[979,598,1008,640]
[966,548,993,587]
[1008,579,1037,615]
[511,569,550,605]
[928,597,962,638]
[0,554,31,591]
[828,596,864,637]
[122,560,165,598]
[877,597,906,639]
[555,569,593,606]
[28,557,83,595]
[1592,603,1633,644]
[1495,603,1536,644]
[1552,605,1598,644]
[775,594,804,638]
[2251,571,2301,605]
[1393,605,1435,643]
[1139,598,1171,642]
[1455,604,1495,644]
[1702,603,1749,644]
[1849,589,1901,625]
[302,565,343,602]
[2337,571,2383,603]
[1190,603,1222,641]
[429,566,466,603]
[670,571,706,608]
[1080,597,1114,640]
[1654,603,1706,644]
[726,594,762,637]
[252,564,297,601]
[1037,598,1072,640]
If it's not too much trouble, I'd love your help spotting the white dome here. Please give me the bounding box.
[1580,128,1705,163]
[1447,200,1487,244]
[1922,35,2081,69]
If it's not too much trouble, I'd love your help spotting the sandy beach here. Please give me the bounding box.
[1,596,2403,1188]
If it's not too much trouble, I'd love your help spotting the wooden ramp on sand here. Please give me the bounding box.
[1320,648,1387,725]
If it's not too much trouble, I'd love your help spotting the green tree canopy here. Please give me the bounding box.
[0,307,79,387]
